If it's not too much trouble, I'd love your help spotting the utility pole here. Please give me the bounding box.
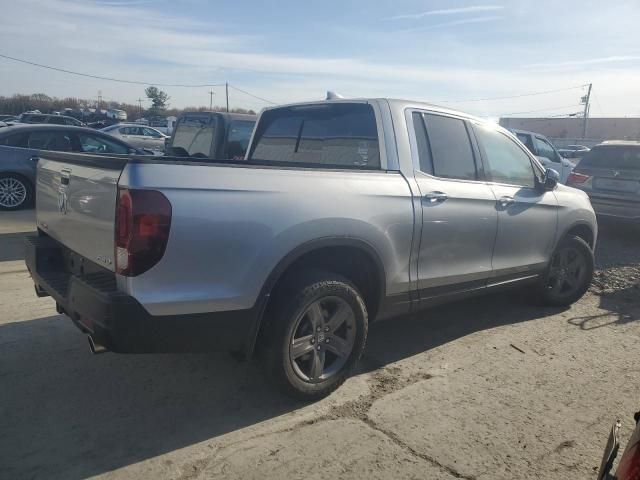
[209,89,215,111]
[137,98,143,116]
[225,82,229,112]
[581,83,592,139]
[97,90,102,111]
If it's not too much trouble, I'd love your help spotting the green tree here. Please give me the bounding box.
[144,86,170,115]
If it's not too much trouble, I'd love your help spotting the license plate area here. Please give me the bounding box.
[594,177,639,193]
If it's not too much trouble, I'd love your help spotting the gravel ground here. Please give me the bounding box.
[0,210,638,480]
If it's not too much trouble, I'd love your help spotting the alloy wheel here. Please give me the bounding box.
[547,246,588,298]
[0,177,27,208]
[288,296,356,383]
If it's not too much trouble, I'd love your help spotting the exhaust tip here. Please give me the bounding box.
[88,335,108,354]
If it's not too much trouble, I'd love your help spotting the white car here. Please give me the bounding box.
[100,123,167,153]
[511,129,574,183]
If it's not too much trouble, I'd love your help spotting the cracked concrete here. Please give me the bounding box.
[1,211,639,480]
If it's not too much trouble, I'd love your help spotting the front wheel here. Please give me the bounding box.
[538,236,594,307]
[266,272,368,400]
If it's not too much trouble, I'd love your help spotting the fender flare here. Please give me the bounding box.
[242,236,386,358]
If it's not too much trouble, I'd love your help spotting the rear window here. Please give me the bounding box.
[580,146,640,170]
[172,116,216,157]
[225,120,255,159]
[249,103,380,169]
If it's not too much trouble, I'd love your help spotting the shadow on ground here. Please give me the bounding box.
[0,291,565,480]
[0,231,33,262]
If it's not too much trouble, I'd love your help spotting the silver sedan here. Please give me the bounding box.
[101,124,167,153]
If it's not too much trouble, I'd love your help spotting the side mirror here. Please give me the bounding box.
[543,168,560,191]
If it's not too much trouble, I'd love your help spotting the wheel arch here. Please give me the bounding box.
[244,237,387,358]
[562,221,596,249]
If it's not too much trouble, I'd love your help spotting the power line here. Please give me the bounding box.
[499,104,583,117]
[435,84,589,104]
[0,52,225,88]
[228,84,277,105]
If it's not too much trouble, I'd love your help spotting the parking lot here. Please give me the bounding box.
[1,209,639,480]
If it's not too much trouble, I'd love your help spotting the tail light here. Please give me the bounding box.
[115,188,171,276]
[567,172,591,184]
[616,441,640,479]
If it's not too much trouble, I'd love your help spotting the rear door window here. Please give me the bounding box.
[23,114,47,123]
[46,116,66,125]
[249,103,380,168]
[27,131,73,151]
[0,132,29,147]
[413,112,477,180]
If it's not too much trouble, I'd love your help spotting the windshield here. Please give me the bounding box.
[580,146,640,170]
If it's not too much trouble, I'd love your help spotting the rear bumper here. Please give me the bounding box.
[589,196,640,221]
[25,234,264,355]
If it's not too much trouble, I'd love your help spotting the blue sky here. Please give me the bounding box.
[1,0,639,118]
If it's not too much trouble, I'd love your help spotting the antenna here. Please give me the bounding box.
[326,91,344,100]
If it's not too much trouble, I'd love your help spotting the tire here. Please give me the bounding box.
[266,271,368,400]
[537,236,594,307]
[0,173,33,210]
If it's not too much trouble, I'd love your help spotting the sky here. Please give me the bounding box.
[1,0,639,119]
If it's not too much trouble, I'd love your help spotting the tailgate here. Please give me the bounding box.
[35,152,128,271]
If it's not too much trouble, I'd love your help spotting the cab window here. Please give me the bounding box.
[412,112,477,180]
[475,125,537,188]
[534,136,561,163]
[249,103,380,168]
[225,120,255,159]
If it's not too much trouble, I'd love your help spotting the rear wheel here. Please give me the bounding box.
[266,272,368,400]
[0,174,33,210]
[538,236,594,306]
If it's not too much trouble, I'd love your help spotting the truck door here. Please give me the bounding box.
[472,123,558,279]
[409,111,497,300]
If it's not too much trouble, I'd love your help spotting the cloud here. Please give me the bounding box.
[399,15,502,32]
[525,55,640,69]
[387,5,504,21]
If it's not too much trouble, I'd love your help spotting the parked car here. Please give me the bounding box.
[558,144,590,159]
[101,123,167,153]
[106,109,127,121]
[19,113,85,127]
[597,411,640,480]
[510,129,574,183]
[165,111,256,160]
[0,114,19,122]
[25,99,596,399]
[0,124,150,210]
[567,141,640,222]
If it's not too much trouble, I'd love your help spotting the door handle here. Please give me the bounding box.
[423,192,448,203]
[29,156,39,162]
[498,196,515,207]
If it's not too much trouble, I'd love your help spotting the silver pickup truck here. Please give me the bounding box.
[25,98,597,399]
